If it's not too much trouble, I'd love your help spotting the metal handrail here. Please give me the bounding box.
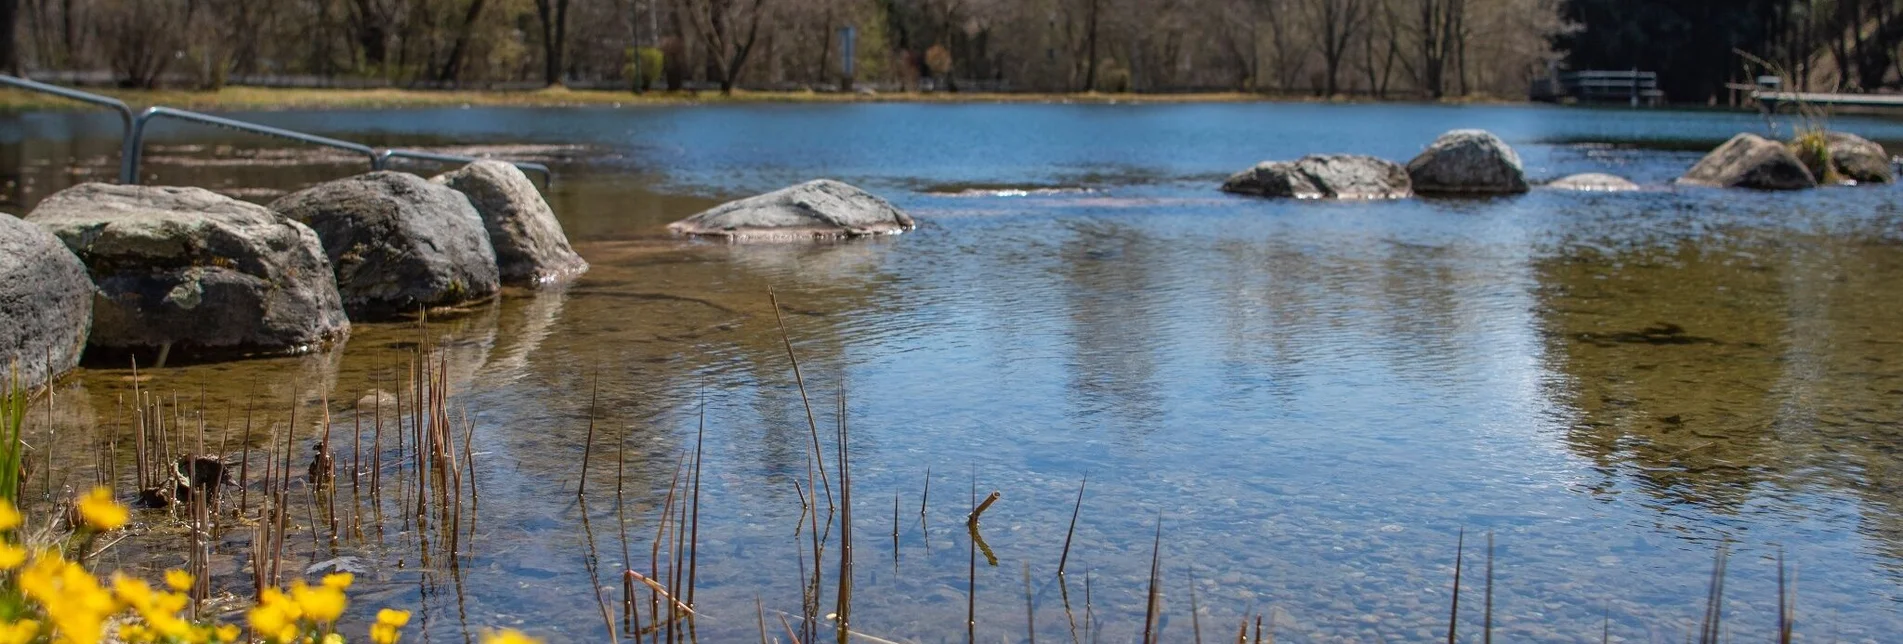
[0,75,139,183]
[5,76,556,190]
[376,149,553,187]
[129,106,379,182]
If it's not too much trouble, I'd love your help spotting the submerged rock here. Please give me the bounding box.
[1679,133,1816,190]
[667,179,915,241]
[27,184,348,361]
[271,172,500,319]
[0,213,91,386]
[1221,155,1412,199]
[431,161,588,285]
[1548,173,1640,192]
[1406,130,1530,195]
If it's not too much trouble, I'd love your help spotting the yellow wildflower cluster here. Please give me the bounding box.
[0,489,534,644]
[247,573,356,644]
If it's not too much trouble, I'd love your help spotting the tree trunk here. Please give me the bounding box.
[534,0,570,86]
[1082,0,1099,91]
[438,0,488,84]
[1,0,18,75]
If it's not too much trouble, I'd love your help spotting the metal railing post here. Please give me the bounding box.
[0,75,139,183]
[5,76,556,190]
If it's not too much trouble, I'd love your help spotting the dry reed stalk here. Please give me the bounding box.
[1141,517,1162,644]
[578,371,600,500]
[966,475,977,644]
[1058,474,1086,577]
[1447,528,1464,644]
[967,491,1000,526]
[768,290,833,512]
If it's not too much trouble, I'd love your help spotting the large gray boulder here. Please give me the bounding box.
[667,179,915,241]
[1680,133,1816,191]
[1406,130,1530,195]
[431,161,588,285]
[0,213,91,386]
[1822,131,1893,185]
[1221,155,1412,199]
[27,184,348,360]
[1548,173,1640,192]
[271,172,500,319]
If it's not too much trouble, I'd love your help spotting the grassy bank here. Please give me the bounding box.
[0,84,1525,112]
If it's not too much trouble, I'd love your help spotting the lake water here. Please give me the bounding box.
[5,103,1903,642]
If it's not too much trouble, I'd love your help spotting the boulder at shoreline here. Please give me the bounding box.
[1679,133,1816,190]
[272,172,500,319]
[1819,131,1893,185]
[0,212,91,386]
[1222,155,1412,199]
[432,161,589,285]
[27,184,348,361]
[1407,130,1530,195]
[1548,173,1640,192]
[668,179,915,241]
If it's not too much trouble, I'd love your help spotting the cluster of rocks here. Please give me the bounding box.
[1677,131,1893,190]
[1221,129,1544,200]
[0,161,586,388]
[1220,127,1893,198]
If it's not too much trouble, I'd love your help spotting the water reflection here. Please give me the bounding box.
[9,104,1903,641]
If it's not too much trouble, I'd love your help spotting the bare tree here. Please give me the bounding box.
[1409,0,1463,98]
[533,0,571,85]
[682,0,771,94]
[1360,0,1401,97]
[1,0,18,74]
[1301,0,1366,96]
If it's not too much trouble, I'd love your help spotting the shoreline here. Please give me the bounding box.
[0,84,1538,112]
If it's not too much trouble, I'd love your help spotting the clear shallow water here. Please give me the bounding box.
[5,103,1903,642]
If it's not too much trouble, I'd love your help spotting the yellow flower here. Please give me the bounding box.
[481,629,543,644]
[0,500,20,531]
[165,569,194,592]
[0,619,39,644]
[0,542,24,570]
[289,579,347,624]
[76,487,128,530]
[321,572,354,590]
[370,609,410,644]
[214,623,242,642]
[322,634,345,644]
[249,601,298,643]
[370,623,402,644]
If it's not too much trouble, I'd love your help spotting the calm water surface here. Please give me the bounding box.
[5,103,1903,642]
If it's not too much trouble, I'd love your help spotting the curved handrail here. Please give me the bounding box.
[0,75,139,183]
[5,77,557,190]
[376,149,553,189]
[128,107,379,183]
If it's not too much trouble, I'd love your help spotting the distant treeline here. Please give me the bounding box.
[0,0,1895,103]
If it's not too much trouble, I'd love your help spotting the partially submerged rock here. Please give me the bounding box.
[1679,133,1816,191]
[1221,155,1412,199]
[0,213,91,386]
[272,172,500,319]
[431,161,588,285]
[1407,130,1530,195]
[1820,131,1893,185]
[1548,173,1640,192]
[667,179,915,241]
[28,184,348,361]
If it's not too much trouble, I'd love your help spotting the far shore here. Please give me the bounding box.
[0,84,1541,112]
